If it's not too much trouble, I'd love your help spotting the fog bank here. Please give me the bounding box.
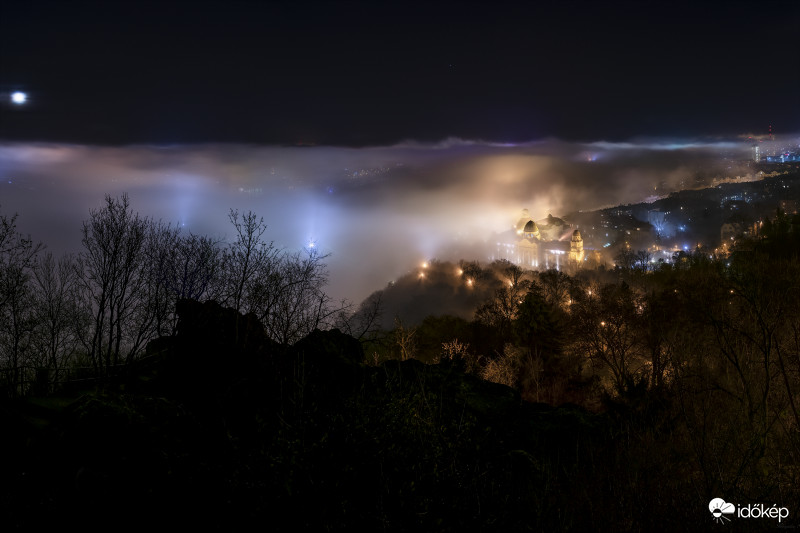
[0,137,767,304]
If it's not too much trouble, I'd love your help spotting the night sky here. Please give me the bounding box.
[2,0,798,146]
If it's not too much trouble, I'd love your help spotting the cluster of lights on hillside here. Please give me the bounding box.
[417,261,475,287]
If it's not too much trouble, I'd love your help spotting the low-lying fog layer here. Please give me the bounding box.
[0,137,773,304]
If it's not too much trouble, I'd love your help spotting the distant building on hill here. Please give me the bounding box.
[497,209,585,270]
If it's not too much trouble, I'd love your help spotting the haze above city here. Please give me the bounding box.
[2,0,798,304]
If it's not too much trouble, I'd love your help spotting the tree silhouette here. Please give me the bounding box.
[75,194,152,374]
[0,207,42,394]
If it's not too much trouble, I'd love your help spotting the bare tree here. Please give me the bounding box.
[0,208,42,395]
[75,194,151,375]
[570,282,646,393]
[335,290,383,342]
[216,211,345,344]
[32,252,80,381]
[614,247,637,271]
[536,269,574,310]
[459,260,487,282]
[393,316,417,361]
[219,209,280,313]
[440,338,477,371]
[475,263,531,339]
[124,220,181,353]
[167,232,224,303]
[253,248,345,345]
[635,249,652,271]
[481,344,520,387]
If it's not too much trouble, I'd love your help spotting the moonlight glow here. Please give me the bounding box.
[10,91,27,104]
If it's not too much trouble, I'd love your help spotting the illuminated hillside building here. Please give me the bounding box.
[497,209,585,270]
[570,229,585,264]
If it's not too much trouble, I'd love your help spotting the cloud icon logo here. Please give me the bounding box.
[709,498,736,524]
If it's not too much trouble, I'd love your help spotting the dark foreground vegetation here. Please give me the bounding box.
[0,300,698,531]
[3,197,800,530]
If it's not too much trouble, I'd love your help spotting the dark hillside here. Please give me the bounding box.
[0,299,766,532]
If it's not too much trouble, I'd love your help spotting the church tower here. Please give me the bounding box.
[569,230,584,265]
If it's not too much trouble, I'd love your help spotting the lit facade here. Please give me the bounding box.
[498,209,585,270]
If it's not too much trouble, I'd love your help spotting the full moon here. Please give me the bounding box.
[11,91,27,104]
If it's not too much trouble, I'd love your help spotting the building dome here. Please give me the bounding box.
[524,220,538,233]
[571,229,582,241]
[515,209,532,232]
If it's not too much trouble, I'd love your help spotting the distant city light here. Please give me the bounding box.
[11,91,27,104]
